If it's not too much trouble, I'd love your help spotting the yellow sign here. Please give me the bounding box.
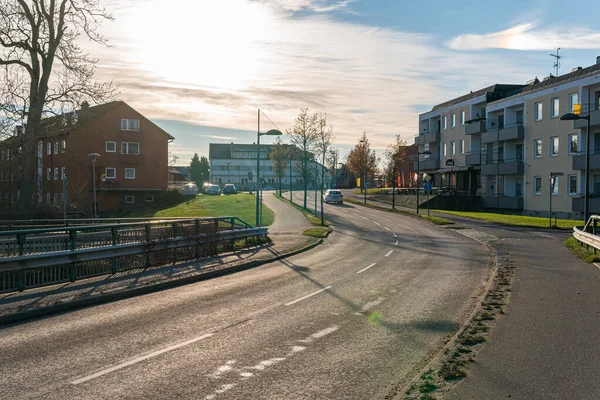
[573,103,581,115]
[356,177,361,187]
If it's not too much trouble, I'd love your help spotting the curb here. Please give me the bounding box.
[0,239,323,326]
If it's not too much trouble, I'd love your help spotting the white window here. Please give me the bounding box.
[121,119,140,131]
[105,167,116,179]
[568,175,577,195]
[535,102,543,121]
[125,195,135,204]
[534,176,542,195]
[459,139,465,154]
[121,142,140,155]
[61,167,66,180]
[451,113,456,128]
[47,142,51,155]
[568,134,578,155]
[460,111,465,125]
[46,168,51,180]
[125,168,136,179]
[450,141,456,155]
[53,167,58,180]
[54,142,58,155]
[550,136,559,156]
[570,93,579,112]
[534,139,542,158]
[551,98,560,118]
[60,140,66,153]
[442,143,447,157]
[551,176,559,196]
[145,196,154,202]
[443,116,447,130]
[105,141,116,152]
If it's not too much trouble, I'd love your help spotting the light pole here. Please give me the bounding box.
[330,149,339,188]
[359,139,368,204]
[256,109,283,227]
[227,162,230,183]
[416,150,432,215]
[561,90,591,225]
[88,153,100,218]
[237,164,241,189]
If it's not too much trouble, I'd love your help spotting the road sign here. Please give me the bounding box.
[423,173,431,182]
[423,181,433,193]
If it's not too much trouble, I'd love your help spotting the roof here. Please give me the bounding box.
[209,143,307,160]
[429,84,528,112]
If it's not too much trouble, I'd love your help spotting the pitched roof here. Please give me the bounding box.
[429,84,528,112]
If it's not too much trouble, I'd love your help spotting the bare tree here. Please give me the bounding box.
[268,136,289,196]
[168,151,180,166]
[315,113,333,224]
[346,132,378,192]
[384,135,407,187]
[286,108,319,209]
[0,0,116,212]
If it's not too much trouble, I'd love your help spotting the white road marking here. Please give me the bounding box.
[352,213,360,216]
[385,227,391,231]
[356,263,377,274]
[362,216,369,220]
[361,297,384,312]
[299,326,340,343]
[385,250,394,257]
[594,263,600,271]
[374,222,381,226]
[71,333,214,385]
[393,233,397,238]
[395,240,399,246]
[536,233,554,239]
[285,286,332,306]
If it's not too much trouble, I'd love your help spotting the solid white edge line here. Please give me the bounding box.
[71,333,214,385]
[356,263,377,274]
[594,262,600,271]
[385,250,394,257]
[285,286,332,306]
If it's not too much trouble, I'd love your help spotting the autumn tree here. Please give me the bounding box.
[0,0,116,212]
[346,132,378,193]
[384,135,407,188]
[268,136,289,196]
[286,108,319,209]
[315,113,333,224]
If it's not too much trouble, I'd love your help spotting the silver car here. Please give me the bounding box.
[324,189,343,204]
[205,184,221,195]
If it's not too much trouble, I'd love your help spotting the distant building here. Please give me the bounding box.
[168,166,189,185]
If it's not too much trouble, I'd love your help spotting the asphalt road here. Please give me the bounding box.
[1,194,491,399]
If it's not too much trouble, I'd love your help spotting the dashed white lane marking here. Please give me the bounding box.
[536,233,554,239]
[395,240,399,246]
[393,233,397,238]
[385,250,394,257]
[362,216,369,220]
[71,333,214,385]
[360,297,384,312]
[594,263,600,271]
[352,213,360,216]
[285,286,332,306]
[299,326,340,343]
[356,263,376,274]
[385,227,391,231]
[374,222,381,226]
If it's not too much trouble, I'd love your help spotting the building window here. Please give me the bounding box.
[459,139,465,154]
[568,175,577,195]
[60,140,66,153]
[570,93,579,112]
[551,176,559,196]
[121,119,140,131]
[451,114,456,128]
[145,196,154,202]
[121,142,140,155]
[442,143,447,157]
[54,142,58,154]
[534,139,542,158]
[53,167,58,180]
[46,192,51,204]
[1,150,4,160]
[105,167,116,179]
[443,116,447,130]
[61,167,66,180]
[53,192,58,204]
[534,176,542,195]
[550,136,559,156]
[460,111,465,125]
[551,98,559,118]
[106,141,116,152]
[450,141,455,155]
[47,142,51,155]
[125,168,136,179]
[125,195,135,204]
[535,102,543,121]
[46,168,51,180]
[568,134,578,155]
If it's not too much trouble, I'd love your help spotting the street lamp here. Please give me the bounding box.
[227,161,230,183]
[256,109,283,227]
[416,150,432,215]
[237,164,241,189]
[359,139,367,204]
[88,153,100,218]
[561,100,591,225]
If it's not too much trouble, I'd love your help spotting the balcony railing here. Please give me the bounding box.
[417,131,441,144]
[465,152,481,166]
[418,157,440,171]
[573,104,600,129]
[465,120,486,135]
[482,122,524,143]
[481,157,524,175]
[572,149,600,170]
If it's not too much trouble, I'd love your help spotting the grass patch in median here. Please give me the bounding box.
[565,237,600,263]
[126,193,274,226]
[432,209,582,230]
[273,193,328,227]
[344,198,453,226]
[303,227,330,238]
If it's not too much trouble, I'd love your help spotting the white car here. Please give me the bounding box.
[205,184,221,195]
[324,189,343,204]
[179,183,199,196]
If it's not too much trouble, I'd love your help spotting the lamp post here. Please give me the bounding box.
[416,150,432,214]
[237,164,241,189]
[227,161,230,183]
[359,139,368,204]
[256,109,283,227]
[561,92,591,225]
[88,153,100,218]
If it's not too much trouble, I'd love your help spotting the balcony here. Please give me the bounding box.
[465,120,486,135]
[481,123,524,144]
[573,105,600,129]
[572,150,600,170]
[418,158,440,171]
[417,131,441,145]
[482,196,524,210]
[465,152,481,166]
[481,159,524,176]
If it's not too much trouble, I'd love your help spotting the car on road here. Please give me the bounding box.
[179,183,199,196]
[222,183,237,194]
[205,184,221,195]
[323,189,343,204]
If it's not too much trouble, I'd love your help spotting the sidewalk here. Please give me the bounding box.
[0,194,316,325]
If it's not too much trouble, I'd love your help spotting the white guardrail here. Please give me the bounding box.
[572,215,600,251]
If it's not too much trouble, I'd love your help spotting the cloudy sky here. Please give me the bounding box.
[87,0,600,163]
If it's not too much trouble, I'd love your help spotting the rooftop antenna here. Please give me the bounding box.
[550,47,564,76]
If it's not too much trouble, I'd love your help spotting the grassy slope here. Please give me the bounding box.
[127,194,274,226]
[564,237,600,263]
[344,198,453,225]
[433,210,582,230]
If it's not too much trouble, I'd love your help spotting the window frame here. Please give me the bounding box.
[568,174,577,196]
[125,195,135,204]
[551,97,560,118]
[534,176,542,195]
[459,139,465,154]
[105,141,117,153]
[550,136,559,157]
[124,168,136,180]
[460,111,465,125]
[121,119,140,131]
[568,133,578,155]
[61,167,66,180]
[145,196,155,203]
[551,176,559,196]
[105,167,116,179]
[46,168,51,180]
[535,102,543,121]
[442,116,447,130]
[569,93,579,112]
[60,140,66,153]
[54,142,59,155]
[47,142,51,155]
[450,141,456,156]
[121,141,140,155]
[442,143,447,157]
[534,138,542,158]
[451,113,456,128]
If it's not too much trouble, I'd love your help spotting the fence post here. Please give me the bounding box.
[145,223,151,268]
[111,227,118,274]
[195,219,200,259]
[172,222,178,264]
[69,230,77,282]
[17,234,25,291]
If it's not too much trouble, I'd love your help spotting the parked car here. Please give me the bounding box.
[262,185,275,191]
[205,184,221,195]
[179,183,199,196]
[222,183,237,195]
[323,189,343,204]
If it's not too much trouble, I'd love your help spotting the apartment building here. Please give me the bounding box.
[416,56,600,219]
[0,101,174,214]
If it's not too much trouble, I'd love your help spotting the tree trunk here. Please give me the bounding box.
[18,100,44,213]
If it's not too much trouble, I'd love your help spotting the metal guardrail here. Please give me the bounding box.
[572,215,600,252]
[0,217,266,293]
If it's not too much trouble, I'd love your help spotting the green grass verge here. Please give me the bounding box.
[303,227,330,238]
[564,237,600,263]
[344,198,453,225]
[126,193,274,226]
[273,193,328,227]
[432,209,582,230]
